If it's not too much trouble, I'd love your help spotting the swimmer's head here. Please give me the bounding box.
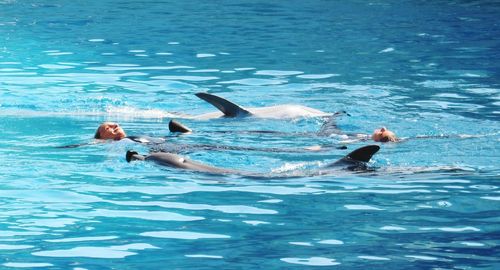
[95,122,126,140]
[372,127,398,142]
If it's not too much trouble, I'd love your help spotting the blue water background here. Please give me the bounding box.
[1,0,499,269]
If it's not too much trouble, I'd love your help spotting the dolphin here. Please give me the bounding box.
[126,150,240,175]
[192,92,331,119]
[126,145,380,176]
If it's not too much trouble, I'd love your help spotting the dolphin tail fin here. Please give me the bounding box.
[169,119,192,133]
[126,150,145,162]
[317,111,350,136]
[343,145,380,162]
[195,92,251,117]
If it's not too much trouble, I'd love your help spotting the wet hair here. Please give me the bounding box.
[379,136,389,142]
[94,128,101,139]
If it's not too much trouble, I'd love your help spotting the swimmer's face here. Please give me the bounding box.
[96,122,126,140]
[372,127,397,142]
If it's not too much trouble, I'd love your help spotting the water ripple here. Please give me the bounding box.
[344,205,383,211]
[3,263,54,268]
[106,200,278,214]
[68,209,204,222]
[358,256,391,261]
[0,244,34,250]
[280,257,340,266]
[140,231,230,240]
[218,78,287,86]
[32,243,158,259]
[44,236,118,243]
[151,75,219,81]
[254,70,303,76]
[0,190,102,203]
[85,65,193,71]
[185,254,223,259]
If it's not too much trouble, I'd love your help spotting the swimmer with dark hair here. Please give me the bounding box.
[57,121,166,148]
[94,122,127,140]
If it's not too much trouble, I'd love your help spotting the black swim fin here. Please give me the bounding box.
[169,119,192,133]
[195,92,252,117]
[327,145,380,169]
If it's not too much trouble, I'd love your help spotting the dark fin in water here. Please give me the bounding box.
[317,111,349,136]
[195,92,252,117]
[344,145,380,162]
[126,150,145,162]
[326,145,380,169]
[169,119,192,133]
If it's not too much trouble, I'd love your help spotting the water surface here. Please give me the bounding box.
[0,0,499,269]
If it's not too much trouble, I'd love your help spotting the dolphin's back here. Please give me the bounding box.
[195,92,329,119]
[146,152,236,174]
[249,105,329,119]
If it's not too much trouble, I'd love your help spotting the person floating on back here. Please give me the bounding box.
[94,122,127,140]
[371,127,398,142]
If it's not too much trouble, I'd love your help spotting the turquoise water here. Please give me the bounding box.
[1,0,499,269]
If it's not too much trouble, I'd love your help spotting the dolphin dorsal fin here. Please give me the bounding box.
[343,145,380,162]
[326,145,380,170]
[169,119,192,133]
[195,92,251,117]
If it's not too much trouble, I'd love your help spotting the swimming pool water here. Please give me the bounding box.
[1,0,499,269]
